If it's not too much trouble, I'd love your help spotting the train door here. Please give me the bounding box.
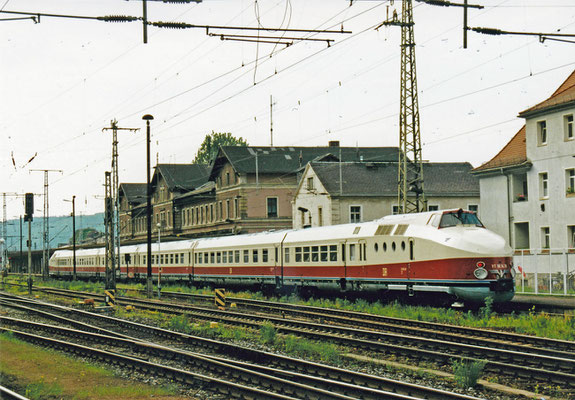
[190,241,198,284]
[358,239,367,278]
[274,245,281,288]
[407,238,415,279]
[278,233,288,288]
[339,240,347,291]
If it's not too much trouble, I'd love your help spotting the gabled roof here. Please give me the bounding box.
[309,161,479,197]
[152,164,211,192]
[119,183,147,205]
[210,145,401,179]
[519,69,575,118]
[472,126,529,173]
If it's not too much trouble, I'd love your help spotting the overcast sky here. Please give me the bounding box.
[1,0,574,220]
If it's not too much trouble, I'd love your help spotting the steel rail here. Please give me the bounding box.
[0,293,482,400]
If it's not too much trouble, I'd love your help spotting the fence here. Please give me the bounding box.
[513,249,575,295]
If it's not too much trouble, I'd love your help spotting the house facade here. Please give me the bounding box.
[293,161,480,229]
[473,70,575,251]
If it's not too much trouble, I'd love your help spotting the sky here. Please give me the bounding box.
[1,0,575,221]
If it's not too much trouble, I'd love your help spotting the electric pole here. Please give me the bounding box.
[103,119,139,286]
[104,171,116,293]
[30,169,62,278]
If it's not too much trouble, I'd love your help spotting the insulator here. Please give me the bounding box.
[98,15,140,23]
[150,21,192,29]
[472,27,502,35]
[163,0,202,3]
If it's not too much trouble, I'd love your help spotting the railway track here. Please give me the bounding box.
[0,294,481,400]
[7,287,575,392]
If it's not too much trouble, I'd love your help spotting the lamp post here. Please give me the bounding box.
[64,196,76,280]
[142,114,154,298]
[157,222,161,299]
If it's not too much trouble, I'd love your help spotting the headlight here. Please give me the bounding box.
[474,267,488,280]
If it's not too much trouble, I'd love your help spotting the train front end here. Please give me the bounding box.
[434,210,515,304]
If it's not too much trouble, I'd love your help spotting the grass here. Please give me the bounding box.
[0,332,182,399]
[451,359,486,388]
[8,277,575,340]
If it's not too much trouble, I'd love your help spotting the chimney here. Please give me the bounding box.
[328,141,340,147]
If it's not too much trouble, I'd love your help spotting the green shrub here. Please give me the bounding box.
[260,321,277,345]
[452,359,486,388]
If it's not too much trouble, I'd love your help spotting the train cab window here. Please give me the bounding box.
[210,252,215,264]
[243,250,249,263]
[223,251,228,263]
[439,210,484,228]
[330,245,337,261]
[401,241,406,251]
[295,247,301,262]
[311,246,319,262]
[320,246,328,262]
[217,252,222,264]
[284,248,290,263]
[349,244,356,261]
[262,249,268,263]
[253,250,259,263]
[303,247,310,262]
[235,250,240,263]
[392,242,396,252]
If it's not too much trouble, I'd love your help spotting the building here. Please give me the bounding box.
[293,161,480,229]
[119,143,402,241]
[473,70,575,251]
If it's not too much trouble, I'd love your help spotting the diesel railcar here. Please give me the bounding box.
[50,209,515,304]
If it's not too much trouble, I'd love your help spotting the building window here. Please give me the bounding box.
[539,172,549,199]
[428,205,439,211]
[226,172,230,186]
[226,199,230,220]
[565,114,574,140]
[537,121,547,146]
[234,197,239,219]
[541,227,550,249]
[307,177,314,190]
[210,204,214,222]
[514,222,530,249]
[350,206,361,223]
[568,226,575,249]
[318,207,323,227]
[566,168,575,195]
[468,204,479,216]
[267,197,278,218]
[392,205,400,215]
[218,201,223,221]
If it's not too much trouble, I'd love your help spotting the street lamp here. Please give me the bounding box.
[63,196,76,280]
[142,114,154,298]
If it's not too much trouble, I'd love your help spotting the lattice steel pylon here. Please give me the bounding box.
[398,0,426,213]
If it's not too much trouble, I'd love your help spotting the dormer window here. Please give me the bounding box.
[537,121,547,146]
[307,177,314,191]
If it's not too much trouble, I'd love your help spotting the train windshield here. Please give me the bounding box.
[439,210,484,228]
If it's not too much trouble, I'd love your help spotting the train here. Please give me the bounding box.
[49,208,515,304]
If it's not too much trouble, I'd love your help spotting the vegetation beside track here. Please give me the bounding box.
[0,332,182,399]
[5,276,575,340]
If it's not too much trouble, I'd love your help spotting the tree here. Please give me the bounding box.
[192,131,248,164]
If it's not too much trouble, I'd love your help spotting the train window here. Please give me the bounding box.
[228,251,233,263]
[311,246,319,262]
[161,254,165,265]
[295,247,301,262]
[253,250,259,263]
[235,250,240,263]
[303,247,310,262]
[284,248,290,263]
[170,254,174,264]
[392,242,396,251]
[320,245,328,262]
[223,251,228,263]
[210,252,215,264]
[195,253,198,264]
[363,243,367,260]
[244,250,249,263]
[401,241,406,251]
[374,243,379,252]
[383,242,387,252]
[217,252,222,264]
[262,249,268,263]
[330,245,337,261]
[359,244,363,261]
[349,244,356,261]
